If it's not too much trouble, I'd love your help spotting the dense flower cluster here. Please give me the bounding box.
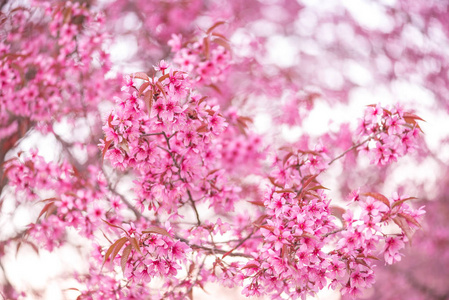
[170,29,232,85]
[233,135,425,298]
[0,2,110,126]
[357,105,422,166]
[101,66,238,215]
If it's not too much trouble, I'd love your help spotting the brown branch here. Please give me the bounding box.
[178,237,254,258]
[221,229,256,258]
[102,169,144,221]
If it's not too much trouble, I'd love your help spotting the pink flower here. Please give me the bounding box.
[384,236,405,264]
[168,34,182,52]
[121,74,135,92]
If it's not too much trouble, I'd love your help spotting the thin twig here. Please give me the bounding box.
[221,229,256,258]
[187,190,201,226]
[323,227,345,238]
[141,132,164,137]
[177,236,253,258]
[328,137,371,165]
[103,169,144,220]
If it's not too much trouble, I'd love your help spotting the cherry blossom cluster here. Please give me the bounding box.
[275,89,320,127]
[1,0,440,299]
[356,105,422,166]
[235,144,425,299]
[3,150,111,251]
[219,123,264,174]
[102,221,191,289]
[0,1,111,131]
[101,65,243,216]
[170,26,232,85]
[2,73,426,300]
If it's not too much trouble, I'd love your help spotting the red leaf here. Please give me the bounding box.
[364,255,380,260]
[247,200,265,207]
[196,124,208,133]
[221,249,233,259]
[403,113,425,122]
[102,237,127,269]
[37,202,56,221]
[101,219,128,235]
[302,174,319,191]
[253,214,267,226]
[206,83,222,94]
[142,226,173,239]
[102,139,113,163]
[203,36,210,60]
[45,203,57,219]
[274,189,295,193]
[121,244,132,274]
[330,206,346,223]
[363,192,390,208]
[158,73,170,83]
[155,81,167,99]
[15,241,22,258]
[138,81,151,97]
[197,96,208,105]
[143,90,153,117]
[241,263,259,270]
[393,216,416,244]
[308,185,329,191]
[37,197,58,203]
[392,197,417,209]
[211,32,228,40]
[129,237,143,255]
[110,237,128,268]
[207,20,226,34]
[187,289,193,300]
[282,152,294,166]
[211,37,231,53]
[101,230,113,244]
[258,225,275,232]
[207,169,220,176]
[268,176,284,188]
[355,258,371,269]
[398,213,421,227]
[188,262,196,276]
[131,72,149,81]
